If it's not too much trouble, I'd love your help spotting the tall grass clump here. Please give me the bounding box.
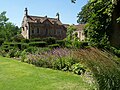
[73,48,120,90]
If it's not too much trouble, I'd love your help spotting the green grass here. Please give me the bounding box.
[0,56,93,90]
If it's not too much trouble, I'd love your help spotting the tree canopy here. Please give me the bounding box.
[0,11,20,41]
[74,0,120,48]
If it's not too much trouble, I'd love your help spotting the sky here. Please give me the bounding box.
[0,0,88,27]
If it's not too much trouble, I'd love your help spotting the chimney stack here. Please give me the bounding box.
[56,12,60,20]
[25,8,28,16]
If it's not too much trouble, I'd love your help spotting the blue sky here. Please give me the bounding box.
[0,0,88,27]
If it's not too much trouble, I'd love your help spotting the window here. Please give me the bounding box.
[32,30,34,34]
[46,29,48,35]
[37,28,39,33]
[49,30,53,35]
[57,29,61,35]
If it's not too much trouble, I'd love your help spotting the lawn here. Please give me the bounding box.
[0,56,93,90]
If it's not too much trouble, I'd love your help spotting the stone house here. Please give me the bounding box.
[73,24,85,41]
[21,8,67,39]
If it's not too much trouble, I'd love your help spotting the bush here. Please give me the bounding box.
[72,40,81,48]
[29,41,46,47]
[14,50,21,58]
[21,50,28,62]
[0,38,4,46]
[25,47,38,53]
[110,46,120,57]
[21,43,29,50]
[12,34,24,42]
[65,40,72,48]
[48,44,59,49]
[6,48,18,58]
[43,37,56,45]
[53,57,77,71]
[56,40,65,47]
[79,41,89,48]
[3,42,28,50]
[30,38,43,42]
[72,63,86,75]
[21,39,30,43]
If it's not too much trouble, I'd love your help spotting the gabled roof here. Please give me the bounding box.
[27,15,63,25]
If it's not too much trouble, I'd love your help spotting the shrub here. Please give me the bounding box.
[72,40,81,48]
[21,50,27,62]
[30,38,43,42]
[12,34,24,42]
[109,46,120,57]
[71,63,86,75]
[3,42,27,50]
[79,41,89,48]
[6,48,18,58]
[53,57,77,71]
[21,43,29,50]
[21,39,30,43]
[48,44,59,49]
[65,40,72,48]
[29,41,46,47]
[0,38,4,46]
[14,50,21,58]
[43,37,56,45]
[56,40,65,47]
[25,47,38,53]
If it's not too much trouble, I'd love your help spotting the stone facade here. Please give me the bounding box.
[73,24,85,41]
[21,8,67,39]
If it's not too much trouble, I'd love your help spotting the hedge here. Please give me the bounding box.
[48,44,60,48]
[29,41,47,47]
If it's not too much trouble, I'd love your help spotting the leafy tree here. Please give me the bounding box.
[67,25,77,40]
[0,11,20,42]
[74,0,120,48]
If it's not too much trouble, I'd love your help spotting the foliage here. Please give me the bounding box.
[6,48,18,58]
[43,37,56,45]
[12,34,24,42]
[21,39,30,43]
[109,46,120,57]
[77,0,113,47]
[29,41,46,47]
[30,38,43,42]
[72,63,86,75]
[0,11,20,42]
[48,44,60,49]
[66,25,77,41]
[21,50,27,62]
[73,48,120,90]
[56,40,65,47]
[0,38,4,46]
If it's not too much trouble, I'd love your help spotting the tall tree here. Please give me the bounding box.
[0,11,20,41]
[76,0,120,47]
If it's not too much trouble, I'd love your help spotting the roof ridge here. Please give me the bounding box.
[28,15,58,20]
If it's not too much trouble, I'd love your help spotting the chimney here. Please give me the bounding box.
[56,12,60,20]
[25,8,28,16]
